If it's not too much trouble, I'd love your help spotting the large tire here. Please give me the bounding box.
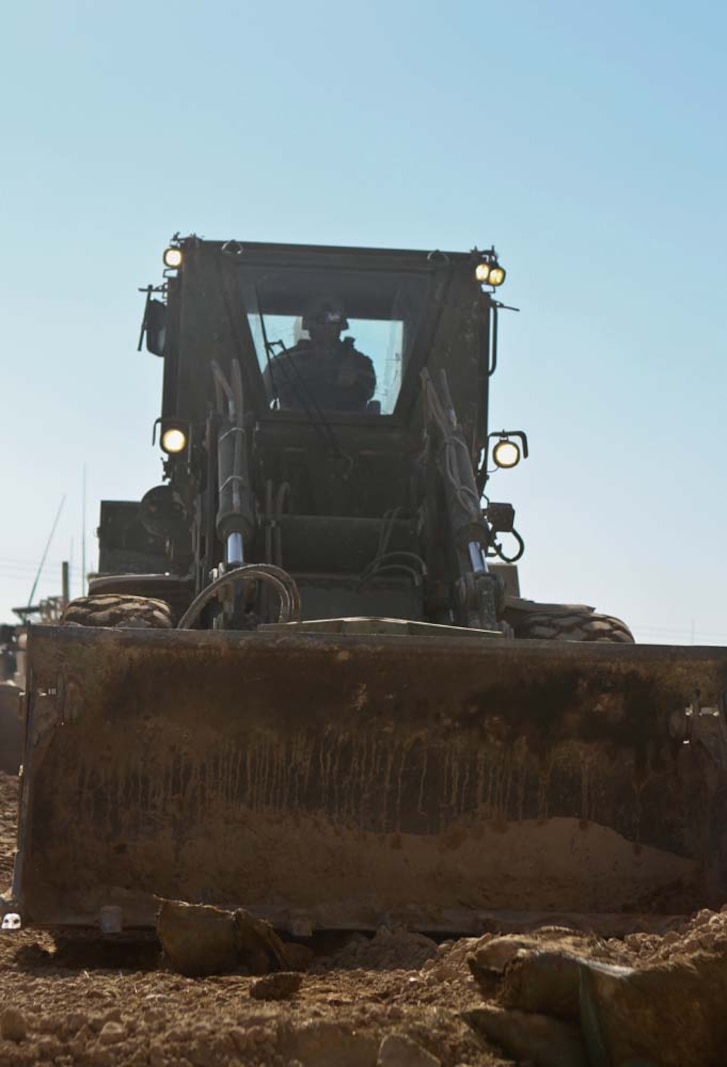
[506,603,634,643]
[61,594,173,629]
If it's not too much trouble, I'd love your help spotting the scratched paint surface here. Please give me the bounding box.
[18,627,727,927]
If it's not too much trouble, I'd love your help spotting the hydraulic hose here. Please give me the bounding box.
[177,564,301,629]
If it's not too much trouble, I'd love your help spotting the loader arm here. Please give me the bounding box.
[421,369,502,631]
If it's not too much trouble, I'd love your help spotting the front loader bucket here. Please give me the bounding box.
[15,625,727,934]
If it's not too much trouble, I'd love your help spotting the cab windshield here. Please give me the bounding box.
[237,266,430,415]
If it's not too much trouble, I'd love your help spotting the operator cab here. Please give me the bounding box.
[118,238,519,624]
[144,239,503,436]
[239,263,431,416]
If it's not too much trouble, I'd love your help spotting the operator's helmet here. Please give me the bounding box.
[302,298,349,332]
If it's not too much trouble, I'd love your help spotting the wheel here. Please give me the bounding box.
[505,602,634,643]
[61,594,174,629]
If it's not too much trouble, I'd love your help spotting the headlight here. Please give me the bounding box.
[492,438,521,469]
[163,247,183,269]
[161,426,188,454]
[475,263,491,283]
[488,265,506,287]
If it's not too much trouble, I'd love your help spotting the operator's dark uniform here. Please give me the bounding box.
[263,337,376,413]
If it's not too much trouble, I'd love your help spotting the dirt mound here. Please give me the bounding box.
[466,918,727,1066]
[311,926,440,973]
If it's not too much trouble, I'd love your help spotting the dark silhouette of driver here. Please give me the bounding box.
[263,301,376,413]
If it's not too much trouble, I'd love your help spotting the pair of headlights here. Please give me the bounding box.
[475,261,506,287]
[164,425,521,467]
[160,247,187,455]
[162,428,521,466]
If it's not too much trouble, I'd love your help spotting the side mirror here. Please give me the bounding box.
[138,292,167,356]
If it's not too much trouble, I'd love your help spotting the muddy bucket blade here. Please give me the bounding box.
[17,625,727,933]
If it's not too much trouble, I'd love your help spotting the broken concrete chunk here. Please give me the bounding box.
[499,949,585,1020]
[156,899,291,977]
[463,1006,588,1067]
[157,900,240,977]
[468,935,536,975]
[485,942,720,1067]
[250,971,302,1000]
[578,956,720,1067]
[233,907,289,974]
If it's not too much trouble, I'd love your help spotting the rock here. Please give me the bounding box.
[378,1031,441,1066]
[488,941,727,1067]
[98,1020,126,1045]
[463,1006,588,1067]
[467,928,609,984]
[157,898,291,977]
[62,1011,88,1035]
[233,907,289,974]
[75,1023,95,1047]
[35,1035,61,1058]
[577,954,727,1067]
[468,935,536,975]
[250,971,302,1000]
[0,1006,27,1042]
[157,900,239,977]
[279,1019,378,1067]
[87,1049,114,1067]
[499,949,588,1019]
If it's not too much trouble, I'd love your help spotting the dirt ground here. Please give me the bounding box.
[0,770,724,1067]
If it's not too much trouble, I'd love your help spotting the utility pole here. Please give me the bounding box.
[62,561,70,610]
[81,467,87,598]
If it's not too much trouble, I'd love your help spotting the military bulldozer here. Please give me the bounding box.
[15,237,727,936]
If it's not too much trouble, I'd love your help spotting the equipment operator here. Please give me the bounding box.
[263,301,376,413]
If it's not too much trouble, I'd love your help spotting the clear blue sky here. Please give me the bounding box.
[1,0,725,643]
